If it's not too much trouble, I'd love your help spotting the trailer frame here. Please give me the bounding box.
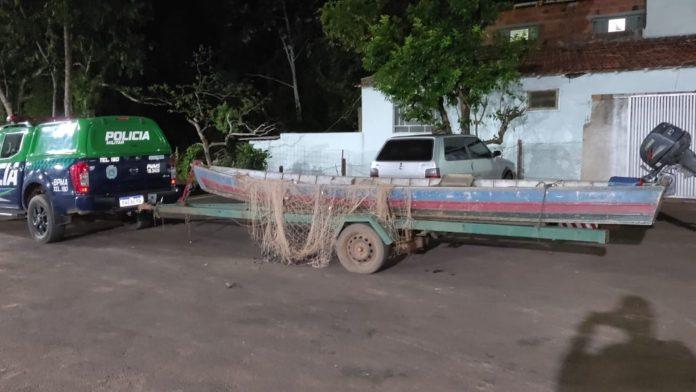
[154,201,608,273]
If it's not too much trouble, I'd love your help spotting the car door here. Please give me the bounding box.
[439,136,473,175]
[0,131,27,209]
[464,137,496,178]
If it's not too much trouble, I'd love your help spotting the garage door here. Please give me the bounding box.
[627,93,696,198]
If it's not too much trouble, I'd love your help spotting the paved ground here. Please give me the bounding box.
[0,201,695,392]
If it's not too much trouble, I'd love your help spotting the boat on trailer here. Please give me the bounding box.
[154,123,696,273]
[191,165,664,227]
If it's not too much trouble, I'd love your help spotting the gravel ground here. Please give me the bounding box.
[0,200,695,391]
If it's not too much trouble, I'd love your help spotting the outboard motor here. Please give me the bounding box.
[640,122,696,182]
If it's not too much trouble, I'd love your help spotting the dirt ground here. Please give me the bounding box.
[0,200,695,392]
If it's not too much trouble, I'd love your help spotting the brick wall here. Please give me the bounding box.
[491,0,646,46]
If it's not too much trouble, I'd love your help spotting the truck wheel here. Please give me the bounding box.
[335,223,390,274]
[27,194,65,243]
[503,170,514,179]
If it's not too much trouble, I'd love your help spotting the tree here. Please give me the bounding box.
[472,81,526,145]
[113,47,273,166]
[239,0,312,123]
[221,0,363,132]
[64,0,150,117]
[0,1,43,118]
[322,0,526,135]
[0,0,149,119]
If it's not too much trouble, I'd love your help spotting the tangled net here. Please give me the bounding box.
[238,175,412,267]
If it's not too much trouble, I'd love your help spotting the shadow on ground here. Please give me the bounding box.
[556,296,696,391]
[658,212,696,232]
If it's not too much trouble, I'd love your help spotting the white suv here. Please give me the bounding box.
[370,134,515,179]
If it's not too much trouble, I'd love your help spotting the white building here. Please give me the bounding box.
[254,0,696,197]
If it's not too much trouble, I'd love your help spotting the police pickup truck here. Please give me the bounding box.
[0,116,177,243]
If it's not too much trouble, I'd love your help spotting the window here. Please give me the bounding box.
[444,137,470,161]
[608,18,626,33]
[592,12,645,34]
[393,106,435,133]
[527,90,558,110]
[499,25,539,42]
[376,139,434,162]
[33,122,79,155]
[0,133,24,158]
[465,138,493,159]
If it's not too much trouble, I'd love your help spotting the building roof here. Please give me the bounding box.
[359,35,696,87]
[521,35,696,76]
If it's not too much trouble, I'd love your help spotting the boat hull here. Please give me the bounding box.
[192,165,665,226]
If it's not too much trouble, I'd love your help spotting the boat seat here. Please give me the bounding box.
[439,174,475,187]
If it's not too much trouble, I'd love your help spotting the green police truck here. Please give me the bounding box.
[0,116,178,243]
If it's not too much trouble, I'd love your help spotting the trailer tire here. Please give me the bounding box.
[335,223,390,274]
[26,194,65,243]
[134,211,154,230]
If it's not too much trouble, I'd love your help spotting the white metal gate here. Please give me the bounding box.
[627,93,696,198]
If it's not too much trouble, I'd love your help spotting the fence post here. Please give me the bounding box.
[341,150,347,177]
[516,139,523,179]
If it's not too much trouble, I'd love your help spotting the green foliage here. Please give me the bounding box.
[0,1,43,116]
[176,144,205,182]
[0,0,149,117]
[321,0,526,134]
[233,143,270,171]
[321,0,388,53]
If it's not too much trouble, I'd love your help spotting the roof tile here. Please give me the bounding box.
[521,35,696,76]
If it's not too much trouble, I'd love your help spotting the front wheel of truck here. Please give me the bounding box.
[27,194,65,243]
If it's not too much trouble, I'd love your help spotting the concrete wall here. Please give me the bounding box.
[645,0,696,38]
[251,132,365,176]
[581,95,630,181]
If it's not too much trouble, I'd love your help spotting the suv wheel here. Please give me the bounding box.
[27,194,65,243]
[503,170,514,180]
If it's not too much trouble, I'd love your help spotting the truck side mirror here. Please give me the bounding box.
[492,150,502,158]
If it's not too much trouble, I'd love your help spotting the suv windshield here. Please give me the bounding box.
[377,139,434,161]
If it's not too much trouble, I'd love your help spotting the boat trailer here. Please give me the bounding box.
[153,122,696,274]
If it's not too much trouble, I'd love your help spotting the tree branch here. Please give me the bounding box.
[247,73,293,89]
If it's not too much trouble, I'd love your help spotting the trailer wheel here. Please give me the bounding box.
[335,223,390,274]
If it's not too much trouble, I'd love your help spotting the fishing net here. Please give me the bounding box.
[237,175,412,267]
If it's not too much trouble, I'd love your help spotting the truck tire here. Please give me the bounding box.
[27,194,65,243]
[335,223,390,274]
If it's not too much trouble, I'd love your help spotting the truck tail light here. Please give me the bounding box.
[69,161,90,194]
[370,168,379,177]
[169,156,177,186]
[425,168,441,179]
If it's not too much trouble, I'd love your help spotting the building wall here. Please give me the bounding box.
[253,67,696,179]
[475,67,696,180]
[251,132,365,176]
[491,0,645,46]
[644,0,696,38]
